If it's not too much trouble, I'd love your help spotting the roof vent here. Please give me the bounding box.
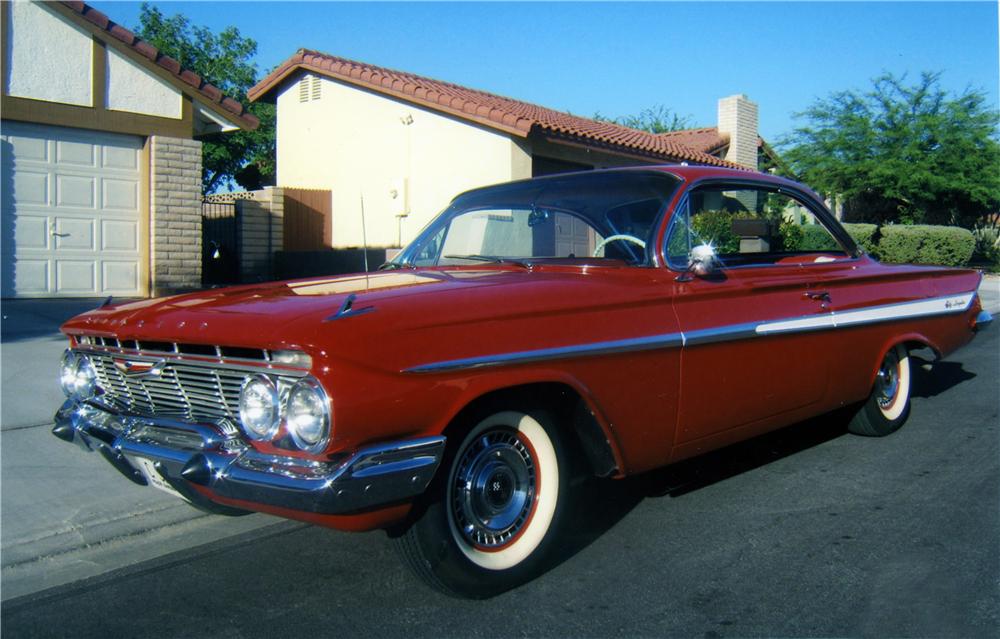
[298,74,322,102]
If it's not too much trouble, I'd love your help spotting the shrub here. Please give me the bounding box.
[798,224,840,251]
[877,224,975,266]
[972,225,1000,268]
[691,209,739,254]
[843,223,879,256]
[779,222,804,251]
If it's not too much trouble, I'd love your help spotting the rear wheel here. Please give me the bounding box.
[848,344,912,437]
[394,409,574,598]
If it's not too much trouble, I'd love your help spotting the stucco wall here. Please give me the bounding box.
[5,1,92,107]
[276,74,531,248]
[106,47,183,119]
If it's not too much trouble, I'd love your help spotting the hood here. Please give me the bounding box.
[61,265,664,355]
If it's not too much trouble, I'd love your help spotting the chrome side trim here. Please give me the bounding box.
[404,332,686,374]
[756,292,976,335]
[404,291,979,373]
[682,321,760,347]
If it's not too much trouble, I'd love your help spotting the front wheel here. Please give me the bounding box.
[393,409,574,598]
[848,344,912,437]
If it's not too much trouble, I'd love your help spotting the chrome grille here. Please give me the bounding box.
[86,352,303,422]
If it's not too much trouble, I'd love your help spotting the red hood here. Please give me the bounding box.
[61,265,668,359]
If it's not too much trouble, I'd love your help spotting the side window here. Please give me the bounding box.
[667,186,849,268]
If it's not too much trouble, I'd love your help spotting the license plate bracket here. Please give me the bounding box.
[132,456,184,500]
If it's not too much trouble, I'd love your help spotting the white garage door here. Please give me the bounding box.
[1,122,144,297]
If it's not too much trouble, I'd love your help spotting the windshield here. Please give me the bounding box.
[393,171,681,267]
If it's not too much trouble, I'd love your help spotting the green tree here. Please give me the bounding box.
[594,104,693,133]
[135,4,274,192]
[779,72,1000,228]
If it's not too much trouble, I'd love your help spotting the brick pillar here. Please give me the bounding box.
[238,187,284,282]
[718,94,759,170]
[150,136,202,295]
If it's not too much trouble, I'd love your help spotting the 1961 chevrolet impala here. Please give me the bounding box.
[52,166,991,597]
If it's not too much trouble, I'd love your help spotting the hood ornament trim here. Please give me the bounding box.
[325,293,376,321]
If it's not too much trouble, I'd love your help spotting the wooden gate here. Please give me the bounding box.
[201,200,240,286]
[283,188,331,250]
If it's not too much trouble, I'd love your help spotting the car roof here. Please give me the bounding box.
[456,164,816,202]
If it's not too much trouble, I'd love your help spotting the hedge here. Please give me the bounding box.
[843,223,879,256]
[877,224,975,267]
[780,222,878,254]
[690,212,973,267]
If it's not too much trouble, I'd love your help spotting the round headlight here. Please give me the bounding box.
[73,355,98,399]
[239,374,280,440]
[285,378,331,452]
[60,350,78,397]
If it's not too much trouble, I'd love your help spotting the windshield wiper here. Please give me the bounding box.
[443,255,530,269]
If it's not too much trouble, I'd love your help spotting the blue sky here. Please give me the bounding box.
[89,1,999,142]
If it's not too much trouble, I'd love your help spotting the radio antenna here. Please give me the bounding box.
[360,193,369,272]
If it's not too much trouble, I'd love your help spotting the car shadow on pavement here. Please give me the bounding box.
[549,410,851,572]
[909,354,976,399]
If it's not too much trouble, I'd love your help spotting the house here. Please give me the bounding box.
[1,0,257,298]
[249,48,772,250]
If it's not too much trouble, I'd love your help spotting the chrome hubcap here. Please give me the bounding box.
[876,351,900,408]
[452,430,535,549]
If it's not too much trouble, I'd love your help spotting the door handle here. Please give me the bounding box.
[51,232,70,237]
[804,291,831,309]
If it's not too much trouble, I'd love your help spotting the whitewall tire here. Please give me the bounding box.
[848,344,912,437]
[394,408,575,598]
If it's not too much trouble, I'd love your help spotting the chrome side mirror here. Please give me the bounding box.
[676,243,719,281]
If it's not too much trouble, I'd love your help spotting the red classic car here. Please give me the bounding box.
[53,166,991,597]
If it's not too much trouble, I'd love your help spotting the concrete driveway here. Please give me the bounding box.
[0,298,279,600]
[1,276,997,601]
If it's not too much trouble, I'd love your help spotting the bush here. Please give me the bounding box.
[877,224,975,266]
[779,222,804,251]
[843,223,879,255]
[798,224,840,251]
[691,210,739,254]
[972,225,1000,267]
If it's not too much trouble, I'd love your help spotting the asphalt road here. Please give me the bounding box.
[2,327,996,638]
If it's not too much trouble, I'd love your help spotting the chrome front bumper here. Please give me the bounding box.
[52,400,446,515]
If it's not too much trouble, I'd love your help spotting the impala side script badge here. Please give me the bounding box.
[113,359,165,377]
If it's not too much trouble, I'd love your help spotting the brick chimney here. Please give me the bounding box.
[717,94,759,169]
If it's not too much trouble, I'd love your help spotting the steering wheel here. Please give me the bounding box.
[593,234,647,257]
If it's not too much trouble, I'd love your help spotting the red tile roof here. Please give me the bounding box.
[58,1,259,130]
[657,127,729,154]
[249,49,746,168]
[658,127,767,153]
